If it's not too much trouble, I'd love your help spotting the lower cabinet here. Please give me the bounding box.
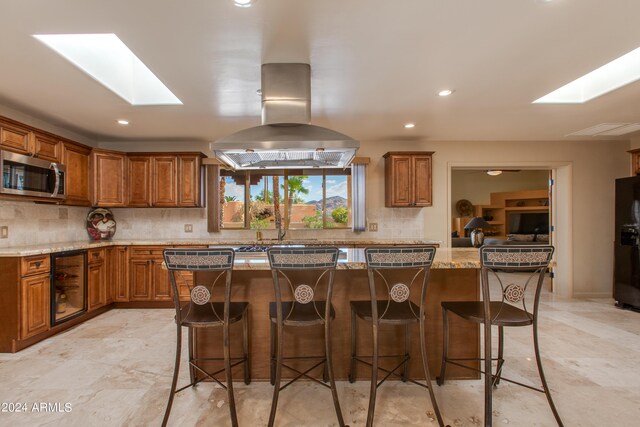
[20,273,50,339]
[106,246,129,302]
[129,246,199,302]
[88,249,107,311]
[129,248,171,301]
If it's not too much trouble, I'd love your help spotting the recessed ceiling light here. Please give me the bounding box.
[438,89,454,97]
[533,46,640,103]
[33,33,182,106]
[486,170,503,176]
[234,0,256,7]
[404,123,416,129]
[117,119,129,125]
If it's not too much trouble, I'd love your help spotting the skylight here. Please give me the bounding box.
[33,33,182,106]
[533,46,640,104]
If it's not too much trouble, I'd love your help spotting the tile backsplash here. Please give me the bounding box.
[0,200,428,247]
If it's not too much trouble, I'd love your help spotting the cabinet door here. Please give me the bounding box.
[413,155,432,206]
[108,246,129,302]
[178,155,201,207]
[61,142,91,206]
[385,154,412,207]
[128,156,152,207]
[151,258,172,301]
[32,132,60,162]
[153,156,178,206]
[92,150,127,207]
[87,261,106,311]
[129,259,152,301]
[0,121,31,154]
[20,273,50,339]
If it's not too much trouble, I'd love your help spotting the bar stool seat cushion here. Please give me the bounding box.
[351,300,423,324]
[269,301,335,326]
[442,301,533,327]
[178,302,249,328]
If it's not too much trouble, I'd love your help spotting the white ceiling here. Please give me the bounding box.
[1,0,639,144]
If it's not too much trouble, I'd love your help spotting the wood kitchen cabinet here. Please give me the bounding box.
[129,247,171,301]
[178,154,203,206]
[20,273,50,340]
[91,149,127,207]
[61,141,91,206]
[126,153,204,208]
[384,151,433,207]
[153,155,178,206]
[106,246,129,302]
[87,248,107,311]
[0,117,60,162]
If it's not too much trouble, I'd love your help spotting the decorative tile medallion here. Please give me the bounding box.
[390,283,410,302]
[191,285,211,305]
[294,284,314,304]
[503,284,525,303]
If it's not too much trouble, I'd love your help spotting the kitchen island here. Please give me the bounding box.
[193,247,480,381]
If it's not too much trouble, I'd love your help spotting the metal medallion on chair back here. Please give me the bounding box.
[267,246,346,427]
[351,246,446,427]
[162,248,250,427]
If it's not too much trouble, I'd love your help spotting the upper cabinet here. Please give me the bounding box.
[630,149,640,176]
[0,118,60,162]
[61,141,91,206]
[384,151,433,207]
[91,149,127,207]
[100,152,205,208]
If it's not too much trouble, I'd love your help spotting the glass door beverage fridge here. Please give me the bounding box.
[50,250,87,325]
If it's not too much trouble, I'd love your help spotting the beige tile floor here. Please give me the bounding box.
[1,289,640,426]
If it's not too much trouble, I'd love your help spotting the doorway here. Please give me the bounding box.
[447,163,573,297]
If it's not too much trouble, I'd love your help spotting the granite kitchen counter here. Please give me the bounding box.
[0,238,443,257]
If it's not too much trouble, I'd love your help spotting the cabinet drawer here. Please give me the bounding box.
[88,248,106,264]
[130,247,166,258]
[21,255,50,277]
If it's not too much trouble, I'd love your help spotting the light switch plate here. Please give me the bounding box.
[184,224,193,233]
[0,226,8,239]
[368,222,378,232]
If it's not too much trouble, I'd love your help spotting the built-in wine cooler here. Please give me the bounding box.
[51,250,87,326]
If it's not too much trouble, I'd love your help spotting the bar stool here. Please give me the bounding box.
[162,248,250,427]
[437,245,562,427]
[349,246,447,427]
[267,246,347,427]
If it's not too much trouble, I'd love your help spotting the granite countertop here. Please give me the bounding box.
[0,238,442,257]
[233,247,480,270]
[0,239,480,269]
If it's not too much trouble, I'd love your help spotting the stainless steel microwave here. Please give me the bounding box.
[1,150,66,199]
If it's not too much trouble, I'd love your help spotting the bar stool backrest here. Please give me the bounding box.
[364,246,437,320]
[479,245,554,323]
[267,247,340,323]
[163,248,235,324]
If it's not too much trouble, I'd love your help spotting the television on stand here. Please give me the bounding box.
[507,212,549,235]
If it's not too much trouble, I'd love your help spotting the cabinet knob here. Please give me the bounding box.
[34,261,41,267]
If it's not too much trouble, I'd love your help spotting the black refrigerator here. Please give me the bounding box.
[615,176,640,310]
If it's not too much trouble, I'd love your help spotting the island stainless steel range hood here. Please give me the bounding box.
[210,63,359,170]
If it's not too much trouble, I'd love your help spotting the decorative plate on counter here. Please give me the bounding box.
[86,208,117,240]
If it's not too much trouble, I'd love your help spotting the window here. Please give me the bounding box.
[219,169,352,230]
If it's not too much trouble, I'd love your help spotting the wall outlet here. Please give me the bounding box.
[0,226,7,239]
[184,224,193,233]
[368,222,378,232]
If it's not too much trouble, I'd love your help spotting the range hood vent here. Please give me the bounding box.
[211,63,359,170]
